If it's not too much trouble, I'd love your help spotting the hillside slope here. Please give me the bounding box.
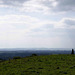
[0,54,75,75]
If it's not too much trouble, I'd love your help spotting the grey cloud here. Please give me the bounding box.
[0,0,30,7]
[41,0,75,12]
[63,19,75,26]
[54,0,75,12]
[0,0,75,13]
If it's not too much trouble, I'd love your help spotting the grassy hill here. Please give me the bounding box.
[0,54,75,75]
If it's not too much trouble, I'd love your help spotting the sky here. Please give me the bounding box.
[0,0,75,48]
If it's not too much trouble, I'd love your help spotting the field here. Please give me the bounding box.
[0,54,75,75]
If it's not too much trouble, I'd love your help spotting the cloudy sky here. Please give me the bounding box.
[0,0,75,48]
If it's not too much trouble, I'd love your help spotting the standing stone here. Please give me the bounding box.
[71,49,74,54]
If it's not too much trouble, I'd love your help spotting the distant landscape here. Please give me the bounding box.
[0,48,74,60]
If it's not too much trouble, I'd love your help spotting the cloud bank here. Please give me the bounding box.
[0,0,75,13]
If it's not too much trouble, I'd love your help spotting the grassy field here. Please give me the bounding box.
[0,54,75,75]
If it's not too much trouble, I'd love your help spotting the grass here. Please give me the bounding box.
[0,54,75,75]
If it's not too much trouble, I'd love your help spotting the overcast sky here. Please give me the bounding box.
[0,0,75,48]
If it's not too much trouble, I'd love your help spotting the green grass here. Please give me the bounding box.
[0,54,75,75]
